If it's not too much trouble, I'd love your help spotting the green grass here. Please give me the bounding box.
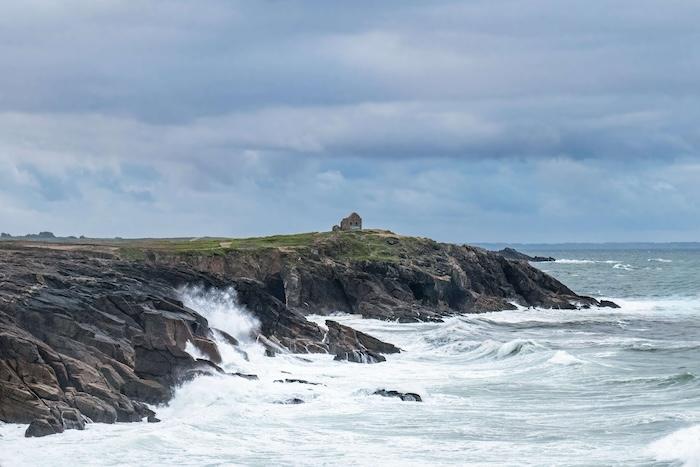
[3,228,441,263]
[110,229,433,263]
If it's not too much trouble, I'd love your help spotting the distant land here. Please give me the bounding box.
[2,231,699,251]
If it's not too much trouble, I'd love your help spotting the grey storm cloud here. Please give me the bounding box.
[0,0,699,241]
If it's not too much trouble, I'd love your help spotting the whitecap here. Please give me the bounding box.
[648,258,673,263]
[469,338,547,359]
[647,424,700,466]
[547,350,584,366]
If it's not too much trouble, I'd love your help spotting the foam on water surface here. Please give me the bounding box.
[2,248,700,466]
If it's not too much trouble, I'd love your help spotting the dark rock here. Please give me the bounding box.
[273,378,323,386]
[25,417,63,437]
[276,398,305,405]
[147,414,161,423]
[164,234,599,323]
[60,408,86,430]
[372,389,423,402]
[325,320,399,363]
[599,300,621,308]
[495,247,555,262]
[334,350,386,363]
[211,328,239,347]
[229,372,259,380]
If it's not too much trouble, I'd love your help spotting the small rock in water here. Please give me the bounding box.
[275,398,305,405]
[228,372,259,380]
[372,389,423,402]
[25,418,63,438]
[273,378,323,386]
[334,350,386,364]
[147,414,161,423]
[599,300,620,308]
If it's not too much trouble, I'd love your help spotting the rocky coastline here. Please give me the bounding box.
[0,231,614,437]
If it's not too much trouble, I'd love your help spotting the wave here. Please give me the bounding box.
[179,285,266,369]
[626,341,700,353]
[648,258,673,263]
[612,263,634,271]
[555,259,619,264]
[610,372,697,388]
[648,424,700,466]
[547,350,584,365]
[468,338,547,359]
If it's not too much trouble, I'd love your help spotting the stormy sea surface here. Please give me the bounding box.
[2,247,700,466]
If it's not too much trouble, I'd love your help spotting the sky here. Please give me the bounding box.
[1,0,699,243]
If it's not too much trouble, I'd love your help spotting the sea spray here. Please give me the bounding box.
[2,249,700,466]
[179,285,260,344]
[179,285,266,367]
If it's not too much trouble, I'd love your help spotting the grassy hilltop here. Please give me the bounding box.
[116,229,436,262]
[0,229,440,263]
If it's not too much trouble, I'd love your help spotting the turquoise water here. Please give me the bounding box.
[1,248,699,466]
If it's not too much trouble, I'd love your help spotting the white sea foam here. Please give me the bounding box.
[547,350,584,365]
[2,282,700,466]
[648,258,673,263]
[648,424,700,466]
[184,340,207,360]
[180,285,260,344]
[612,263,634,271]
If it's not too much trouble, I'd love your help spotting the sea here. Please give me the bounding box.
[1,246,699,466]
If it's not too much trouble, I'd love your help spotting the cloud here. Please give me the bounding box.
[0,0,698,241]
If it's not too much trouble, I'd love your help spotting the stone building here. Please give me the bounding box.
[333,212,362,231]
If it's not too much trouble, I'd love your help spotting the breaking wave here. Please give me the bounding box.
[179,285,260,343]
[2,248,700,466]
[547,350,584,365]
[648,424,700,466]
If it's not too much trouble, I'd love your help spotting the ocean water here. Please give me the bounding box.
[1,248,700,466]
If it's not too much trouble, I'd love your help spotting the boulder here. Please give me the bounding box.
[25,418,63,438]
[326,320,399,363]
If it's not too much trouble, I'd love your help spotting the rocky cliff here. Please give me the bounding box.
[0,231,611,437]
[148,230,608,322]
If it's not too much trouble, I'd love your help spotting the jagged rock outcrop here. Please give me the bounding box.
[325,320,400,363]
[0,244,397,436]
[153,231,611,322]
[0,231,614,436]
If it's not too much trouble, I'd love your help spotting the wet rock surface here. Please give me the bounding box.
[1,233,607,436]
[325,319,400,363]
[372,389,423,402]
[0,244,397,436]
[161,231,611,323]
